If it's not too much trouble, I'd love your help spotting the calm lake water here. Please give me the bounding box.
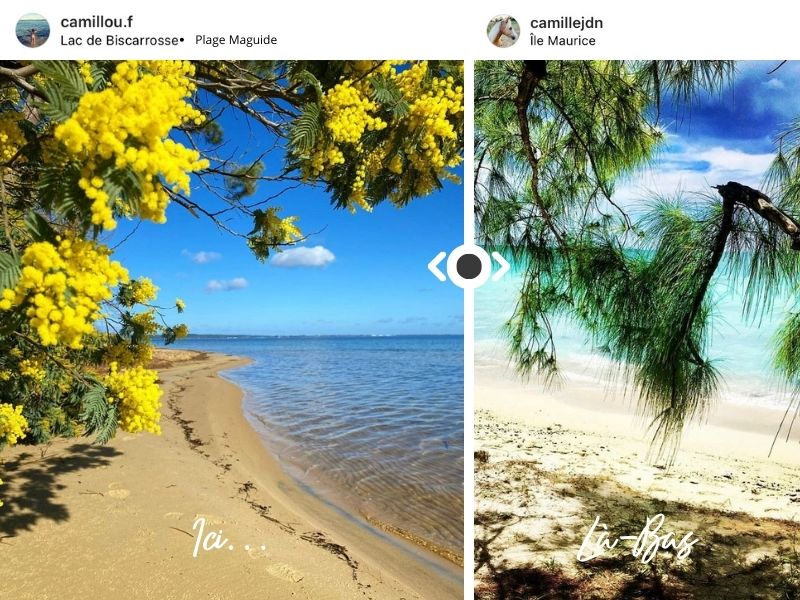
[165,334,464,557]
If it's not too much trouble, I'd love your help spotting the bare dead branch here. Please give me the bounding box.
[714,181,800,249]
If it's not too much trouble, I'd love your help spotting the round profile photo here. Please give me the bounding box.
[487,15,520,48]
[16,13,50,48]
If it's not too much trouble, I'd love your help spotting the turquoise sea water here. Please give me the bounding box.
[477,268,796,410]
[165,334,464,555]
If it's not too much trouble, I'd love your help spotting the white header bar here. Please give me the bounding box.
[2,2,799,59]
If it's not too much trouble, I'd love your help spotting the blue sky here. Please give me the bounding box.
[104,107,464,336]
[615,60,800,212]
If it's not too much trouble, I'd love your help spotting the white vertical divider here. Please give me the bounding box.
[462,58,475,599]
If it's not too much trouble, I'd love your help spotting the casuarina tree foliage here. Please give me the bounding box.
[475,60,800,454]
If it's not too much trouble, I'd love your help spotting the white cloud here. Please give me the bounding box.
[206,277,249,292]
[763,77,785,90]
[183,249,222,264]
[612,141,775,213]
[695,146,774,174]
[737,61,800,121]
[271,246,335,268]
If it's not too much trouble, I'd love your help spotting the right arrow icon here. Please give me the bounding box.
[491,252,510,281]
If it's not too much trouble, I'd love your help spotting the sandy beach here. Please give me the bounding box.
[0,350,461,600]
[475,363,800,599]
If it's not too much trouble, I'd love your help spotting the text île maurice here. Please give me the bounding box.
[530,16,603,46]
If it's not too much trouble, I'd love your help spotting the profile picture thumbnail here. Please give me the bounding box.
[487,15,520,48]
[16,13,50,48]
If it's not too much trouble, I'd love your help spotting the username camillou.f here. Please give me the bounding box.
[61,15,135,28]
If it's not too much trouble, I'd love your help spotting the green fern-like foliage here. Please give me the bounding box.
[79,383,118,444]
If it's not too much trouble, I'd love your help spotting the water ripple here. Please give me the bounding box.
[170,335,464,557]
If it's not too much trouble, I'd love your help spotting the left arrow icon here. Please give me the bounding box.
[428,251,447,282]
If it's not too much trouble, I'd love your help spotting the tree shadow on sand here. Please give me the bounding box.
[0,443,120,540]
[475,458,800,600]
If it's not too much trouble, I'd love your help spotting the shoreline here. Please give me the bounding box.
[0,349,461,599]
[216,368,464,568]
[169,350,462,592]
[475,359,800,598]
